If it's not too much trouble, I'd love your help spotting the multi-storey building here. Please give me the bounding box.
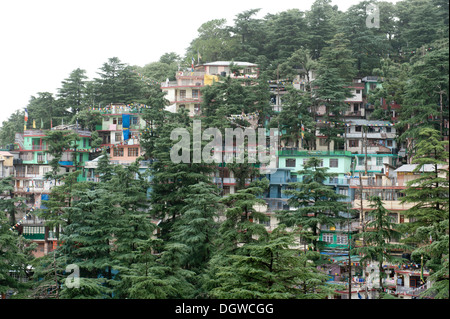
[0,150,14,178]
[344,78,365,118]
[344,119,397,155]
[161,61,259,116]
[11,125,92,257]
[95,103,145,165]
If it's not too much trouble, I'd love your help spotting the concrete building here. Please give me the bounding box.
[161,61,259,116]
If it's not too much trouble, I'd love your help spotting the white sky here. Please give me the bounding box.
[0,0,372,125]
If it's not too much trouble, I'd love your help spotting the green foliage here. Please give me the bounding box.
[0,110,24,146]
[207,225,334,299]
[351,196,409,297]
[0,210,36,297]
[57,68,88,115]
[399,128,449,298]
[277,158,348,251]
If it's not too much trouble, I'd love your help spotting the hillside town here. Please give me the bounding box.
[0,0,448,303]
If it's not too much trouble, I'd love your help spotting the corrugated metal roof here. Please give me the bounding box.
[394,164,443,172]
[202,61,257,67]
[347,119,392,125]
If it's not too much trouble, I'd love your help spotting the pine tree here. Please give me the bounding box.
[207,225,334,299]
[399,127,449,298]
[397,39,449,153]
[58,186,122,298]
[0,176,26,226]
[44,130,79,182]
[217,179,269,253]
[169,182,222,272]
[352,196,408,298]
[277,157,348,252]
[313,40,355,151]
[57,68,88,115]
[0,210,36,298]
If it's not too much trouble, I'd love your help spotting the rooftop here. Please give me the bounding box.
[394,164,444,173]
[201,61,258,67]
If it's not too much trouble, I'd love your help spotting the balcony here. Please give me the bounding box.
[278,149,352,157]
[31,145,48,151]
[264,198,289,211]
[176,71,206,77]
[349,177,397,187]
[162,80,204,87]
[396,283,433,298]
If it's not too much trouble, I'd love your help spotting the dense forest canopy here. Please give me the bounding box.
[0,0,448,301]
[0,0,448,144]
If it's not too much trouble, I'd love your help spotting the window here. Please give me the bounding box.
[27,165,39,175]
[356,90,361,94]
[259,217,271,226]
[115,132,122,142]
[118,117,122,125]
[209,66,218,74]
[23,226,45,235]
[34,180,44,188]
[355,126,362,132]
[113,148,124,157]
[128,147,139,157]
[386,127,391,133]
[376,157,383,166]
[37,153,44,162]
[83,138,87,147]
[192,89,199,99]
[349,140,359,147]
[330,158,339,168]
[20,152,33,161]
[132,117,138,125]
[113,117,117,124]
[286,158,296,167]
[336,235,348,245]
[358,157,365,165]
[387,140,393,147]
[322,233,333,243]
[319,138,328,146]
[179,90,186,99]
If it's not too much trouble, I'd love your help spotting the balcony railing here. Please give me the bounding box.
[349,177,397,187]
[176,96,201,102]
[396,282,431,297]
[278,149,352,157]
[31,145,48,151]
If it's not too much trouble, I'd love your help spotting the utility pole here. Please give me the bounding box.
[347,201,352,299]
[364,126,368,176]
[435,86,447,140]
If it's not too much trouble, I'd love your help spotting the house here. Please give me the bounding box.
[161,61,259,116]
[95,103,145,165]
[343,78,365,118]
[344,119,397,155]
[0,150,14,178]
[11,126,92,257]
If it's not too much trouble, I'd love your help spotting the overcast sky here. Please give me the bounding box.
[0,0,373,125]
